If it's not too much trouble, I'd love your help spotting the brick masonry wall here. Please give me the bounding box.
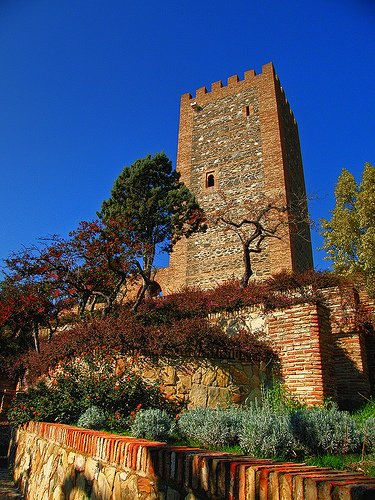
[320,287,373,407]
[10,422,375,499]
[208,286,374,408]
[274,76,314,273]
[166,62,313,293]
[267,303,329,405]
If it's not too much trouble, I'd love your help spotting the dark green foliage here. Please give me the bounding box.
[353,398,375,424]
[101,153,204,252]
[100,153,205,309]
[7,351,174,427]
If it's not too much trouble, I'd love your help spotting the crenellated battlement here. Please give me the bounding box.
[181,62,297,124]
[182,62,275,102]
[173,61,312,291]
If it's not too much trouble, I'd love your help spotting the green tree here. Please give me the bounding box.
[100,153,205,309]
[321,162,375,296]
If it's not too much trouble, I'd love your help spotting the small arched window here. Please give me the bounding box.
[206,172,215,188]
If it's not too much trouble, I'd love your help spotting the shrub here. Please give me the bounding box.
[353,399,375,424]
[246,381,305,415]
[239,408,300,459]
[77,406,106,429]
[178,408,244,448]
[202,408,244,448]
[291,406,362,455]
[10,311,275,385]
[7,381,58,425]
[360,418,375,453]
[8,351,175,426]
[177,408,209,444]
[130,409,174,441]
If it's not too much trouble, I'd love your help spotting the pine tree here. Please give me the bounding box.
[100,153,205,309]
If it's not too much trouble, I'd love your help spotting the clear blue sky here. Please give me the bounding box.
[0,0,374,271]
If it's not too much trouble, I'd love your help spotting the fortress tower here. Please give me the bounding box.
[160,62,313,292]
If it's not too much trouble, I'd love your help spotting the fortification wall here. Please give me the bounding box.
[167,62,313,292]
[208,286,374,408]
[116,286,374,409]
[10,422,375,499]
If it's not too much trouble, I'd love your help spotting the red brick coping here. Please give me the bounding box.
[23,421,375,499]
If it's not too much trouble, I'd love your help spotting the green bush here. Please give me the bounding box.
[246,381,305,415]
[8,351,175,427]
[130,409,174,441]
[239,408,300,459]
[353,399,375,424]
[77,406,106,429]
[178,408,244,448]
[177,408,210,444]
[361,418,375,453]
[291,406,361,455]
[7,381,57,425]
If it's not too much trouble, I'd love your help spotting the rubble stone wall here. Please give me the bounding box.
[123,356,271,409]
[10,422,375,499]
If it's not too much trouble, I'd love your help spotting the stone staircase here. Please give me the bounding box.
[0,424,23,499]
[0,469,23,499]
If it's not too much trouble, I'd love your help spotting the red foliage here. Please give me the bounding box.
[138,270,346,323]
[11,310,276,384]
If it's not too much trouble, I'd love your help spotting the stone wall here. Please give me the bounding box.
[117,286,374,410]
[165,62,313,293]
[10,422,375,499]
[123,356,271,409]
[47,286,373,410]
[208,286,375,408]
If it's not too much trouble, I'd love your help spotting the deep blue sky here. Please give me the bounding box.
[0,0,374,271]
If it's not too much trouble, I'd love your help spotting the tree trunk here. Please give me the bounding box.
[132,280,148,313]
[79,295,89,319]
[241,244,253,288]
[32,321,40,354]
[132,247,155,312]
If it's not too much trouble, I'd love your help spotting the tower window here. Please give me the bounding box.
[243,105,254,117]
[206,172,215,188]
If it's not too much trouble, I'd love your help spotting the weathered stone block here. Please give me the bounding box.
[188,385,207,407]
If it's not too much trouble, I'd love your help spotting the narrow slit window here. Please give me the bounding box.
[244,105,252,117]
[206,172,215,188]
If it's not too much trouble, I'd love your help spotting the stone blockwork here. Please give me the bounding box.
[120,356,270,409]
[164,62,313,293]
[204,286,375,408]
[10,422,375,499]
[120,286,374,410]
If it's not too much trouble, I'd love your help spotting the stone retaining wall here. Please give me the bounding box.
[10,422,375,499]
[122,356,271,408]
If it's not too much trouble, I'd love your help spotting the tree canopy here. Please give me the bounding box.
[321,162,375,296]
[100,152,205,308]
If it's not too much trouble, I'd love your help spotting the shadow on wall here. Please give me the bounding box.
[321,304,374,411]
[9,432,241,499]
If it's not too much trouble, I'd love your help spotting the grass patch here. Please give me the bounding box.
[305,454,375,477]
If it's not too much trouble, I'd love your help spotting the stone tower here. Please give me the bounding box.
[160,62,313,292]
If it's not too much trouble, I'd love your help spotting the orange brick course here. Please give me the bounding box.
[10,421,375,499]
